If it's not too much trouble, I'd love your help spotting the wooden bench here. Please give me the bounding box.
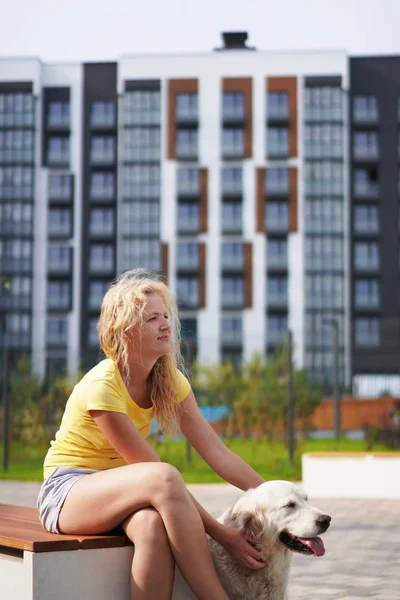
[0,504,192,599]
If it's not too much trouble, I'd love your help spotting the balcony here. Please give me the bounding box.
[47,295,70,311]
[267,255,288,271]
[123,110,160,127]
[48,223,71,239]
[221,330,242,348]
[222,106,245,124]
[47,151,70,167]
[354,297,380,310]
[177,180,200,198]
[47,330,68,347]
[175,106,198,125]
[305,182,343,196]
[175,144,198,162]
[124,148,160,163]
[221,144,244,161]
[267,104,289,122]
[47,114,70,130]
[176,255,199,273]
[304,107,342,122]
[353,181,379,199]
[221,218,242,235]
[267,143,289,159]
[177,218,199,236]
[353,146,379,161]
[90,150,115,166]
[0,149,34,164]
[265,216,289,234]
[0,221,33,236]
[177,295,198,310]
[221,294,243,310]
[221,255,244,272]
[353,110,379,125]
[0,185,33,199]
[0,113,34,128]
[0,332,30,348]
[266,293,288,309]
[267,329,288,345]
[354,259,379,272]
[90,186,115,202]
[0,258,31,273]
[48,258,72,275]
[91,113,115,130]
[89,259,114,275]
[354,221,379,236]
[89,223,115,238]
[0,294,31,310]
[305,144,342,159]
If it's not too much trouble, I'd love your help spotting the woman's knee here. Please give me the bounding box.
[150,463,186,504]
[126,508,169,547]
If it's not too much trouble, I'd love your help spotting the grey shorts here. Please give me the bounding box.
[37,466,99,534]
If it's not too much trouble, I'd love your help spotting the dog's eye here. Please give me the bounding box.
[284,502,296,509]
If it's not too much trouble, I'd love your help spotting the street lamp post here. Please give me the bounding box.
[323,318,340,442]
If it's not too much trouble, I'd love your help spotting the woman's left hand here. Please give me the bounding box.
[214,525,267,570]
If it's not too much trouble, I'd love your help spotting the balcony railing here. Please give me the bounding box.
[353,182,379,198]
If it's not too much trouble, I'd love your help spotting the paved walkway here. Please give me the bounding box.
[0,481,399,599]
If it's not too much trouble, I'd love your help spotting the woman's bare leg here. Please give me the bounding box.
[122,508,174,600]
[58,462,229,600]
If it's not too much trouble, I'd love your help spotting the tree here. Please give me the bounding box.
[8,355,44,446]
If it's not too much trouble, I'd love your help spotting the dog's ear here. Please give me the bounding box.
[232,502,265,543]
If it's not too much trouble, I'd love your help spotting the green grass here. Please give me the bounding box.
[0,436,395,483]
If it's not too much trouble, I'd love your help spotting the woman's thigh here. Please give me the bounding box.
[58,462,183,535]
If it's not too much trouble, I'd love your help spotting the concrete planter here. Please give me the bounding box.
[302,452,400,499]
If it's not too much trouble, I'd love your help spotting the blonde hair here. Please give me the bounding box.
[98,268,185,435]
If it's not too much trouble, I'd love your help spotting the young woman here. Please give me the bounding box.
[38,268,266,600]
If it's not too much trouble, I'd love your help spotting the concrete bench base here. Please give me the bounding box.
[302,452,400,499]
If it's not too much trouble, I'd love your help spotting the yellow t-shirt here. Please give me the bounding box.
[43,358,191,479]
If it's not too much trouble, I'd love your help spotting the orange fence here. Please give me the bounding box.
[300,396,398,431]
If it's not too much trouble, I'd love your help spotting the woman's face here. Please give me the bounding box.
[129,293,172,359]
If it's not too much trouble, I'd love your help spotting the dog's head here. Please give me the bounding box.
[230,480,331,558]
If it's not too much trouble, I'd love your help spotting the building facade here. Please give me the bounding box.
[1,34,398,394]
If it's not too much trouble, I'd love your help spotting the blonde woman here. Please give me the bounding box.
[38,269,265,600]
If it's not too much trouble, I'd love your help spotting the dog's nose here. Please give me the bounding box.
[316,514,331,531]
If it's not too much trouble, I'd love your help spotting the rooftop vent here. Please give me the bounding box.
[215,31,256,52]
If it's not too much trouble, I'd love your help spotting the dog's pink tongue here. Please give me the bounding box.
[298,537,325,557]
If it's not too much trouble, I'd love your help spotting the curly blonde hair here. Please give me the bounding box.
[98,268,186,435]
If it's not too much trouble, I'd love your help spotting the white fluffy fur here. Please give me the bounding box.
[173,480,331,600]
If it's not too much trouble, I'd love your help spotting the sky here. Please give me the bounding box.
[1,0,400,62]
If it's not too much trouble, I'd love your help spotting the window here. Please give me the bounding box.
[48,208,72,237]
[0,130,34,163]
[123,90,161,126]
[122,239,160,272]
[88,317,100,347]
[304,86,342,121]
[0,240,31,272]
[353,96,378,123]
[221,242,243,269]
[354,279,380,308]
[305,199,343,234]
[267,127,289,157]
[176,277,199,308]
[221,202,242,234]
[47,246,71,272]
[354,168,378,198]
[266,276,288,306]
[4,313,30,347]
[354,205,379,234]
[90,172,115,199]
[0,166,33,198]
[0,276,31,309]
[304,124,342,159]
[265,167,288,194]
[221,167,242,195]
[91,101,115,127]
[0,202,32,236]
[89,208,114,236]
[123,128,160,162]
[354,242,379,271]
[91,136,115,163]
[0,92,34,127]
[305,237,343,271]
[176,129,198,160]
[267,315,288,345]
[267,91,288,120]
[176,242,199,270]
[47,280,70,310]
[47,317,68,346]
[222,128,244,158]
[123,202,159,237]
[355,317,380,346]
[48,173,72,200]
[89,281,109,310]
[220,348,242,369]
[222,93,244,121]
[89,244,114,272]
[221,317,242,346]
[305,162,343,196]
[177,202,199,234]
[48,102,70,127]
[176,94,198,121]
[305,314,344,349]
[123,165,160,198]
[47,137,69,165]
[267,238,287,269]
[354,132,379,160]
[221,277,243,308]
[265,201,288,232]
[177,167,199,196]
[305,275,344,309]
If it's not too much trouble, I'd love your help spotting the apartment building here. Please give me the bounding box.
[4,33,396,395]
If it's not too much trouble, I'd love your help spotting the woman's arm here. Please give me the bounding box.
[179,391,265,491]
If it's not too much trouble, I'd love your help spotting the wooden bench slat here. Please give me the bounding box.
[0,504,131,553]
